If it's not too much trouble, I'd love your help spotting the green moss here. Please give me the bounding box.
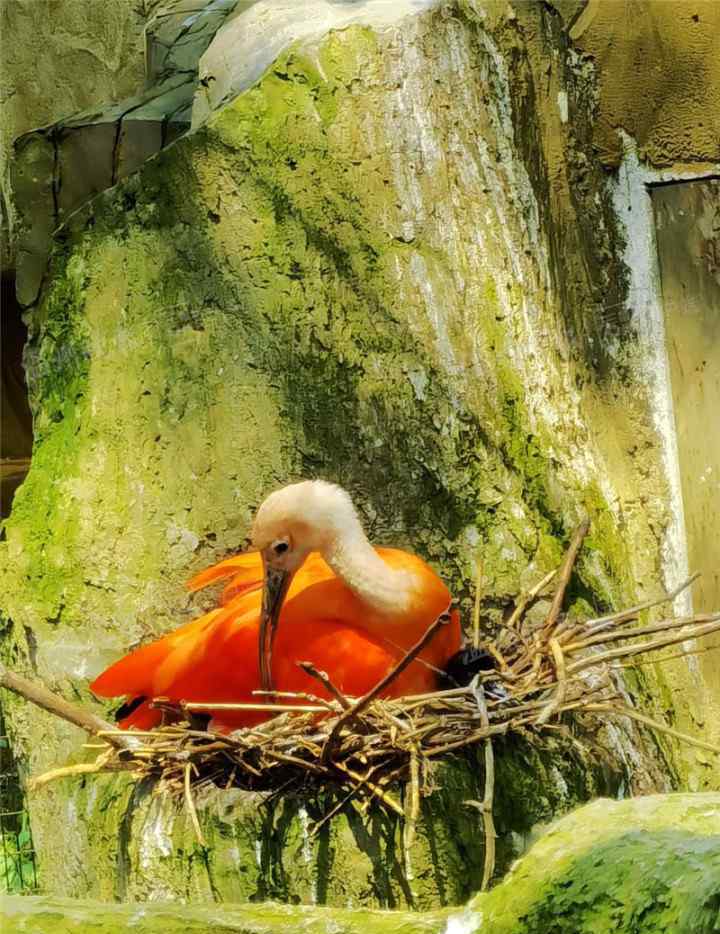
[4,795,719,933]
[475,794,720,934]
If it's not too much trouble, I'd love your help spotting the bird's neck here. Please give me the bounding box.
[323,525,414,618]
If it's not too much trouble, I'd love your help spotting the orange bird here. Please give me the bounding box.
[90,481,461,732]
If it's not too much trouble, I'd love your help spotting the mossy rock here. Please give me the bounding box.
[471,792,720,934]
[20,734,617,908]
[4,794,719,933]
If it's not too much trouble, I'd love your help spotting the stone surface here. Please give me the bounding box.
[3,895,446,934]
[3,793,719,932]
[192,0,440,127]
[467,792,720,934]
[6,736,619,906]
[650,179,720,731]
[8,1,237,305]
[0,0,676,904]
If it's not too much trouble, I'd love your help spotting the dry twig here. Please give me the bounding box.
[542,519,590,636]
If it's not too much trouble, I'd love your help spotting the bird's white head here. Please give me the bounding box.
[251,479,359,572]
[251,479,362,691]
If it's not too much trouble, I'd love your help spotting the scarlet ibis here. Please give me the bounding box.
[91,481,461,731]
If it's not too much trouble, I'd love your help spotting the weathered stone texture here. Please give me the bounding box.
[0,0,161,268]
[572,0,720,167]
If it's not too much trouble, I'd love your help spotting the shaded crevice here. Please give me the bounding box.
[116,777,155,902]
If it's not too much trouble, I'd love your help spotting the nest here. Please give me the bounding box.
[14,521,720,889]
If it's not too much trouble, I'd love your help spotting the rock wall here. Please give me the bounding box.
[572,0,720,168]
[1,0,717,908]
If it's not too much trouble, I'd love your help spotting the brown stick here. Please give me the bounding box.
[297,662,351,710]
[183,701,328,713]
[322,607,451,763]
[184,762,206,847]
[562,612,720,652]
[310,786,359,837]
[506,566,558,630]
[542,519,590,635]
[611,642,720,670]
[403,747,421,874]
[332,761,404,816]
[584,703,720,756]
[555,579,700,648]
[535,638,567,726]
[30,752,116,789]
[0,663,131,749]
[582,572,701,634]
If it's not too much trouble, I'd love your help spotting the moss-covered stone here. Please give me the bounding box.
[470,792,720,934]
[16,739,616,907]
[2,895,446,934]
[4,794,719,933]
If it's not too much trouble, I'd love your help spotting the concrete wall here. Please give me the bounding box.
[572,0,720,167]
[0,0,160,269]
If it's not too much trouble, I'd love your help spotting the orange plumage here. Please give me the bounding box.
[90,548,461,732]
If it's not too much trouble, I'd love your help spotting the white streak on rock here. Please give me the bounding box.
[194,0,441,127]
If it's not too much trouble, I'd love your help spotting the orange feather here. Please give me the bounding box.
[91,549,461,732]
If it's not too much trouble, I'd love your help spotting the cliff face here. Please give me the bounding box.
[1,0,717,908]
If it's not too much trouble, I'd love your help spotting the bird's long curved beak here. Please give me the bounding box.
[259,564,291,693]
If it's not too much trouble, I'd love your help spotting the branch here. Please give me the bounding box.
[565,617,720,674]
[0,663,131,750]
[297,662,351,710]
[582,572,700,635]
[468,675,496,891]
[584,703,720,757]
[30,752,115,789]
[542,518,590,635]
[535,638,567,726]
[563,612,720,652]
[506,566,558,630]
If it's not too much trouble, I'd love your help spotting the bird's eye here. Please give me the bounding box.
[272,539,289,556]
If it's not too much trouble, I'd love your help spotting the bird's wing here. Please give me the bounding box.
[89,607,225,698]
[91,551,266,703]
[90,585,262,700]
[186,550,264,605]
